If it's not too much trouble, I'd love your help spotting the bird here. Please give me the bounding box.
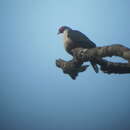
[57,26,99,73]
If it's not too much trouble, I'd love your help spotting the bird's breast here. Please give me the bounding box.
[63,33,74,53]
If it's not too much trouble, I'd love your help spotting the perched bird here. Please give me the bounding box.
[58,26,98,73]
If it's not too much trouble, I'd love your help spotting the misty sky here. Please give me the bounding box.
[0,0,130,130]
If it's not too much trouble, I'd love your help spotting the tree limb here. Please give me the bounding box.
[56,44,130,79]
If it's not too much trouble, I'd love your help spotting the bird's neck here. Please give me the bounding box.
[63,29,70,35]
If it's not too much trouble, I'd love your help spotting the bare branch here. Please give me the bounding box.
[56,59,89,79]
[56,44,130,79]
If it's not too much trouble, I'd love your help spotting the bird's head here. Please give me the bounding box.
[57,26,71,34]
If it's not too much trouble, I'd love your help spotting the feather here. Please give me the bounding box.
[68,30,96,48]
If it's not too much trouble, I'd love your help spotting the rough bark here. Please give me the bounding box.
[56,44,130,79]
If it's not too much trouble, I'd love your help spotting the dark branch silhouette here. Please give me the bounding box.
[56,44,130,79]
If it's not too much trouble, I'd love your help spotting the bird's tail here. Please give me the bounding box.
[90,62,99,73]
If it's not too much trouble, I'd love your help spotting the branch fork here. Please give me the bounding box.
[56,44,130,79]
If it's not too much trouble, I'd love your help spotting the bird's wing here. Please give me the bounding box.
[68,30,96,48]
